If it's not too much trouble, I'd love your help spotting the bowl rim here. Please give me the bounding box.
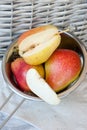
[2,32,87,101]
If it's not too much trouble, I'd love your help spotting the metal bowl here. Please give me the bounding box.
[2,32,87,101]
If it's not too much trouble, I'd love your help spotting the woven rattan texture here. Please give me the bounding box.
[0,0,87,58]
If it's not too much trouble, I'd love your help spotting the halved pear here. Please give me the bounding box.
[18,25,61,65]
[26,68,60,105]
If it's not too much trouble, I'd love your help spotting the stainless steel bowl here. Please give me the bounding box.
[2,32,87,101]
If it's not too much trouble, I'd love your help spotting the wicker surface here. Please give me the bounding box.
[0,0,87,58]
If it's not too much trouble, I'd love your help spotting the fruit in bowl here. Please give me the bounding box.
[11,58,45,92]
[45,49,82,92]
[17,24,61,65]
[2,24,86,105]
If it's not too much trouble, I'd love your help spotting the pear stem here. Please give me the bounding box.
[59,28,70,34]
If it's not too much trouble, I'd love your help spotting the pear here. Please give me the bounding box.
[11,58,44,92]
[17,25,61,65]
[26,68,60,105]
[45,49,82,92]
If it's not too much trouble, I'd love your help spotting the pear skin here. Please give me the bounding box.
[11,58,44,92]
[45,49,82,92]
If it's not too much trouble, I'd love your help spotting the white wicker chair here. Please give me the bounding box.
[0,0,87,58]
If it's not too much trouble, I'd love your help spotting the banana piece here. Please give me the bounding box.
[26,68,60,105]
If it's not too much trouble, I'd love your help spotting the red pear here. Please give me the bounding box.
[11,58,44,92]
[45,49,82,92]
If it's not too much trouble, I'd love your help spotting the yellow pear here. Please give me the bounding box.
[17,25,61,65]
